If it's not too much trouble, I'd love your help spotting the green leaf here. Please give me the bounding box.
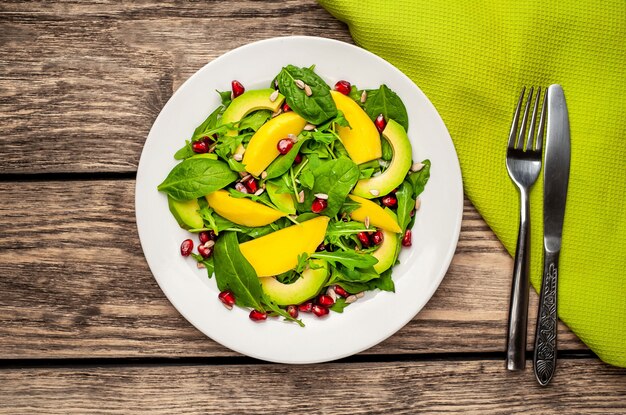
[299,169,315,189]
[381,137,393,161]
[157,158,238,201]
[407,159,431,197]
[192,105,223,141]
[238,110,271,132]
[303,156,360,217]
[265,138,308,180]
[262,294,304,327]
[348,85,364,105]
[217,90,232,107]
[311,251,378,271]
[329,297,350,313]
[174,140,195,160]
[340,265,381,282]
[227,158,247,172]
[369,269,395,292]
[191,253,214,278]
[364,85,409,131]
[213,232,264,309]
[396,181,414,233]
[295,252,309,273]
[277,65,337,125]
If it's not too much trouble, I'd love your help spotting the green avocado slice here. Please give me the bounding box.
[221,89,284,136]
[168,196,204,230]
[260,260,329,306]
[352,119,412,198]
[372,209,401,274]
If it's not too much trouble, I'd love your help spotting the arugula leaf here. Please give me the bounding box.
[348,85,364,106]
[213,232,264,309]
[329,297,350,313]
[262,294,304,327]
[265,138,308,180]
[303,157,360,217]
[217,90,232,107]
[238,110,271,132]
[174,140,196,160]
[277,65,337,125]
[157,158,238,201]
[339,265,381,282]
[191,253,214,278]
[364,85,409,131]
[396,181,414,232]
[407,159,431,197]
[215,135,244,160]
[295,253,309,273]
[191,105,223,141]
[311,251,378,271]
[338,199,361,216]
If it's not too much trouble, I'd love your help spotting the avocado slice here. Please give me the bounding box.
[266,181,296,215]
[168,196,204,230]
[352,119,412,199]
[260,260,329,306]
[372,209,401,273]
[190,153,218,160]
[221,89,284,136]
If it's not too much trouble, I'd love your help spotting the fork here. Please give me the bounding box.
[505,87,547,371]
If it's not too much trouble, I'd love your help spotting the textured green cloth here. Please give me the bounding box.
[319,0,626,367]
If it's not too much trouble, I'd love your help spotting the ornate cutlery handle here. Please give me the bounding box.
[534,250,559,386]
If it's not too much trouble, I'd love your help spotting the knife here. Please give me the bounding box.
[533,84,570,386]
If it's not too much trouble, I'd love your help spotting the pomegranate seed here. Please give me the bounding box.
[316,242,326,252]
[231,80,245,98]
[371,230,384,245]
[286,305,299,319]
[180,239,194,256]
[392,188,398,194]
[244,178,258,194]
[402,229,412,247]
[410,209,416,217]
[312,304,329,317]
[334,80,351,96]
[334,285,349,298]
[374,114,386,133]
[198,244,213,258]
[298,302,314,313]
[249,309,267,321]
[277,138,294,155]
[317,295,335,307]
[282,102,291,112]
[192,141,209,153]
[357,232,371,247]
[311,198,328,213]
[218,290,235,308]
[293,153,303,164]
[199,230,217,244]
[381,194,398,208]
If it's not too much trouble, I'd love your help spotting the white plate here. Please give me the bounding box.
[136,36,463,364]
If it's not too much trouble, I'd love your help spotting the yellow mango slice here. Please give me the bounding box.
[348,195,402,233]
[239,216,330,277]
[331,90,382,165]
[242,112,307,177]
[206,190,285,227]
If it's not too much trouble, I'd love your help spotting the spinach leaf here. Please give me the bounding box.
[381,137,393,161]
[191,253,214,278]
[304,157,360,217]
[311,251,378,271]
[348,85,364,106]
[265,138,308,179]
[191,105,223,141]
[299,168,315,189]
[213,232,263,309]
[174,140,195,160]
[364,85,409,131]
[396,181,414,232]
[407,159,431,197]
[369,269,395,292]
[340,265,381,282]
[329,297,349,313]
[277,65,337,125]
[157,158,238,201]
[227,158,247,172]
[238,110,271,132]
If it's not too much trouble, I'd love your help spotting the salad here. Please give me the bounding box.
[157,64,430,326]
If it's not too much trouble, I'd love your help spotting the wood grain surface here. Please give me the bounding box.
[1,359,625,414]
[0,180,585,358]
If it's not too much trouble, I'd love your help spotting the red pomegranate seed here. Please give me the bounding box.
[371,230,384,245]
[317,295,335,307]
[410,209,416,217]
[334,285,349,298]
[381,194,398,208]
[192,141,209,153]
[316,242,326,252]
[298,302,314,313]
[198,230,217,244]
[286,305,298,319]
[249,309,267,321]
[357,231,371,247]
[334,80,351,96]
[218,290,235,309]
[282,102,291,112]
[312,304,329,317]
[198,244,213,258]
[180,239,194,257]
[277,138,294,155]
[374,114,386,133]
[231,80,245,98]
[244,178,258,194]
[293,153,302,164]
[402,229,412,247]
[311,198,328,213]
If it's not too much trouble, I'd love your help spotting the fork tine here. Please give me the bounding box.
[517,87,533,150]
[526,87,541,151]
[508,87,526,149]
[535,88,548,152]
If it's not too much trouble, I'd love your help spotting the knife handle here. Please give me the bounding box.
[534,250,559,386]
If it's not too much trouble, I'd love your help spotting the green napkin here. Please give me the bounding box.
[319,0,626,367]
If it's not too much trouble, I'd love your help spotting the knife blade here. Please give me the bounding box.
[533,84,570,386]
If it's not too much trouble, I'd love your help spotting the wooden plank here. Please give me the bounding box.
[1,359,624,414]
[0,0,351,174]
[0,180,586,358]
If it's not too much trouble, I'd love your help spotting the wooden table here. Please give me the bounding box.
[1,1,625,413]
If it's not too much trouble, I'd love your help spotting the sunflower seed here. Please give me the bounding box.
[314,193,329,200]
[304,124,316,131]
[271,108,282,118]
[295,79,305,89]
[345,295,358,304]
[364,216,370,228]
[415,198,421,210]
[204,240,215,249]
[287,133,298,142]
[254,188,265,196]
[326,287,337,302]
[298,190,305,203]
[233,153,243,161]
[269,89,279,102]
[235,183,248,193]
[360,90,367,103]
[304,84,312,97]
[411,162,425,172]
[261,171,268,180]
[355,291,365,299]
[239,174,252,182]
[196,262,206,269]
[230,91,235,100]
[369,189,380,196]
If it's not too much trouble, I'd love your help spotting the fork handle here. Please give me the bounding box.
[534,249,559,386]
[506,189,531,371]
